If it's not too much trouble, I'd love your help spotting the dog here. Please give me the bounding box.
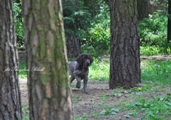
[68,53,93,93]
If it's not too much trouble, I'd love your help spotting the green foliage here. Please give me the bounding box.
[63,0,91,36]
[127,93,171,119]
[13,0,24,48]
[72,96,81,103]
[19,59,27,78]
[81,1,110,53]
[100,108,119,115]
[139,12,167,47]
[141,60,171,85]
[89,59,109,81]
[22,104,29,120]
[19,57,171,86]
[140,46,161,56]
[140,46,171,56]
[75,117,87,120]
[100,92,108,100]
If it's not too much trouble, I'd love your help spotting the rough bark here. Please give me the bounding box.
[0,0,22,120]
[66,33,80,57]
[137,0,149,21]
[168,0,171,42]
[63,0,81,57]
[109,0,141,89]
[23,0,73,120]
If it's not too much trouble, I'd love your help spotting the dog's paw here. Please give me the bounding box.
[82,89,88,94]
[76,82,81,88]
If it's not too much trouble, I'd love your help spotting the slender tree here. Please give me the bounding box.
[23,0,73,119]
[137,0,149,21]
[63,0,81,57]
[109,0,141,89]
[168,0,171,42]
[0,0,22,120]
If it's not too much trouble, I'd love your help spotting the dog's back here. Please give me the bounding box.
[68,61,77,75]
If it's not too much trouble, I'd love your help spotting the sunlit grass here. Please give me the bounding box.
[19,57,171,86]
[141,60,171,85]
[19,59,27,78]
[89,59,109,81]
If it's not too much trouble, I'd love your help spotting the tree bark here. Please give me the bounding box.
[137,0,149,21]
[109,0,141,89]
[23,0,73,120]
[63,0,81,57]
[66,33,80,57]
[168,0,171,42]
[0,0,22,120]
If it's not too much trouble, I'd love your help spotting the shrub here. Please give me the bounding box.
[138,12,167,47]
[14,0,24,48]
[80,1,110,54]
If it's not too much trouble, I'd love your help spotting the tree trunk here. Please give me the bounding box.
[109,0,141,89]
[168,0,171,42]
[148,0,167,14]
[137,0,149,21]
[66,33,80,57]
[63,0,81,58]
[0,0,22,120]
[23,0,73,120]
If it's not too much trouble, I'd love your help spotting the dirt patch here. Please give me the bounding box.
[19,79,171,120]
[20,78,28,105]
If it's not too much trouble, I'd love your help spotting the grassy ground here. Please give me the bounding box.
[19,57,171,120]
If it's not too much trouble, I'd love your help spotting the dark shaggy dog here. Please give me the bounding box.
[68,53,93,93]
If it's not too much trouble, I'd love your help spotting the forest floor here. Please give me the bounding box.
[19,79,171,120]
[19,55,171,120]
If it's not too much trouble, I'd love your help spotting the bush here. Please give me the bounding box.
[14,0,24,48]
[80,1,110,54]
[138,12,167,47]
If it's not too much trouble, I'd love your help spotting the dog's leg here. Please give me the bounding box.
[83,76,88,93]
[73,70,81,88]
[75,76,81,88]
[70,76,75,84]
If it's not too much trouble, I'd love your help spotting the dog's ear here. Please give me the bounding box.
[88,55,93,65]
[76,54,84,65]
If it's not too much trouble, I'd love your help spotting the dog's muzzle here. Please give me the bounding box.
[85,59,90,66]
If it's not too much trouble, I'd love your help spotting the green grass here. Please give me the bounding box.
[89,59,109,81]
[125,93,171,119]
[19,57,171,119]
[19,58,171,86]
[99,92,108,100]
[19,59,27,78]
[140,46,161,56]
[101,83,171,119]
[141,60,171,85]
[89,58,171,86]
[22,104,29,120]
[72,96,82,103]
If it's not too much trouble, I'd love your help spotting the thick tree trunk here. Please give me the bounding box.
[23,0,73,120]
[66,34,80,57]
[109,0,141,89]
[168,0,171,42]
[0,0,22,120]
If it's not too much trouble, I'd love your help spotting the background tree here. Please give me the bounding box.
[168,0,171,42]
[137,0,149,21]
[109,0,141,89]
[0,0,22,120]
[63,0,91,57]
[23,0,73,119]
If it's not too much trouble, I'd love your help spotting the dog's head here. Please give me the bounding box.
[76,53,93,69]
